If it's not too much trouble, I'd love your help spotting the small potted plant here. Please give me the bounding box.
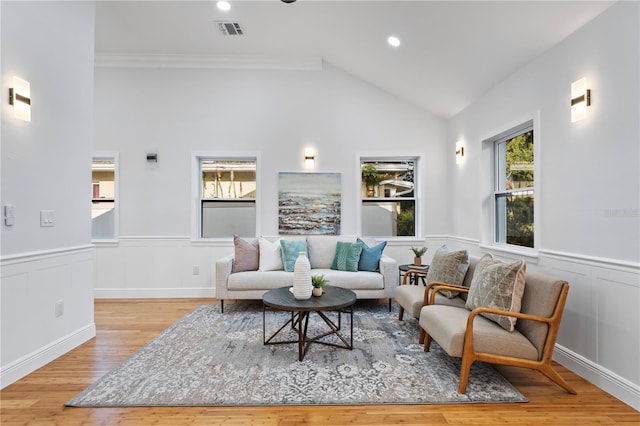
[311,274,329,296]
[410,246,427,266]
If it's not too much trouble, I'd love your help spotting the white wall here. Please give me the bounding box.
[446,2,639,409]
[92,61,447,296]
[0,1,96,387]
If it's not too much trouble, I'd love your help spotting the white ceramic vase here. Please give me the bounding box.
[292,251,312,300]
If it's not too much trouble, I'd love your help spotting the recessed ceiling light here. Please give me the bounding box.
[217,1,231,11]
[387,36,401,47]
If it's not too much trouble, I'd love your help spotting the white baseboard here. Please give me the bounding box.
[94,288,215,299]
[554,344,640,411]
[1,323,96,389]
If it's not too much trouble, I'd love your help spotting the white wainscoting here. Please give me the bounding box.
[94,237,232,299]
[425,236,640,411]
[1,246,96,388]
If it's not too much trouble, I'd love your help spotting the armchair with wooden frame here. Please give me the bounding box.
[418,272,577,395]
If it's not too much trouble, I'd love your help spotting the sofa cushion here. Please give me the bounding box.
[228,270,293,290]
[465,255,527,332]
[331,241,362,272]
[356,238,386,272]
[315,269,384,290]
[306,235,354,269]
[280,239,308,272]
[232,235,259,273]
[425,245,470,298]
[258,238,283,271]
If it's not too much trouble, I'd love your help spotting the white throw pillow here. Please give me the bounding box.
[258,238,283,271]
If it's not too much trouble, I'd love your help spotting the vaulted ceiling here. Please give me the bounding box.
[95,0,614,119]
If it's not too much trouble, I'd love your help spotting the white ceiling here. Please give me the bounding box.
[94,0,614,119]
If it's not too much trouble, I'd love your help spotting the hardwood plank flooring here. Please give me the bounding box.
[1,299,638,425]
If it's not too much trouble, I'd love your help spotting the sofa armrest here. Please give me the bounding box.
[215,254,234,300]
[379,254,399,296]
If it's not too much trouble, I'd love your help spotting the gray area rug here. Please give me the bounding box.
[66,302,527,406]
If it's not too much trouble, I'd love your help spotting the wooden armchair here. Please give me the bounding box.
[419,273,576,395]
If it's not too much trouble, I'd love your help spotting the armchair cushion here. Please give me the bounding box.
[419,305,539,360]
[425,245,470,298]
[465,255,526,331]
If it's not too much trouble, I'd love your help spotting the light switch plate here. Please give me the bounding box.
[4,204,15,226]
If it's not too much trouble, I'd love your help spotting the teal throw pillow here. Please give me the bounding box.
[356,238,386,272]
[331,241,362,272]
[280,239,308,272]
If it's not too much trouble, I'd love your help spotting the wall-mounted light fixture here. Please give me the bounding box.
[571,77,591,122]
[455,141,465,164]
[304,148,315,168]
[9,76,31,122]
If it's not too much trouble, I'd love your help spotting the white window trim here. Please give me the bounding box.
[190,151,261,242]
[91,152,119,244]
[481,114,540,258]
[356,154,422,240]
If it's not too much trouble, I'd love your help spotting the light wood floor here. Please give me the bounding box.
[1,299,638,426]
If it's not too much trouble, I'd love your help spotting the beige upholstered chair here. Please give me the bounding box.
[419,272,576,395]
[395,255,480,322]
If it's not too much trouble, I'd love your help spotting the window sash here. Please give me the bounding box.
[493,125,534,248]
[198,157,257,238]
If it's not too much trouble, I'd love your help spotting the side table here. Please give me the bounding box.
[398,264,429,286]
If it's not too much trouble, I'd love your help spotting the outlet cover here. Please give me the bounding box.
[40,210,55,227]
[55,300,64,317]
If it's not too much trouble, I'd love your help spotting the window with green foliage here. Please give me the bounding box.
[494,125,534,248]
[360,158,417,237]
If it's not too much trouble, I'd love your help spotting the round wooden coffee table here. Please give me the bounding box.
[262,286,356,361]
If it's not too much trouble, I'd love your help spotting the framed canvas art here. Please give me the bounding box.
[278,172,341,235]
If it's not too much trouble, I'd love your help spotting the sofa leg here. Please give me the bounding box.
[220,300,224,313]
[398,306,405,321]
[388,298,392,312]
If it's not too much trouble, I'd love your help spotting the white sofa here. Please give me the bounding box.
[216,235,398,312]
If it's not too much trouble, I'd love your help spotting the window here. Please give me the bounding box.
[91,157,117,240]
[200,158,256,238]
[360,158,417,237]
[494,124,534,248]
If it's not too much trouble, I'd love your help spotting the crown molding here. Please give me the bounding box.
[95,54,323,71]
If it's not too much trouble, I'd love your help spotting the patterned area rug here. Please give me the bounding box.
[66,302,527,406]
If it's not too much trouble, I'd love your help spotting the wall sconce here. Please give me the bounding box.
[455,141,465,164]
[9,76,31,122]
[146,151,158,169]
[304,148,315,168]
[571,77,591,122]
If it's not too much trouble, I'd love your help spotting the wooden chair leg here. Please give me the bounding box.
[458,352,475,394]
[539,363,577,394]
[398,306,405,321]
[421,329,432,350]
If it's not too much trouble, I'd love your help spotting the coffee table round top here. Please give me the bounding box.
[262,286,356,312]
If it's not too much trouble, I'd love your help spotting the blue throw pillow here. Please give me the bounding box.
[280,239,308,272]
[357,238,387,272]
[331,241,362,272]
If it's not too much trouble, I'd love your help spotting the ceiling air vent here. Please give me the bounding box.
[217,22,244,36]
